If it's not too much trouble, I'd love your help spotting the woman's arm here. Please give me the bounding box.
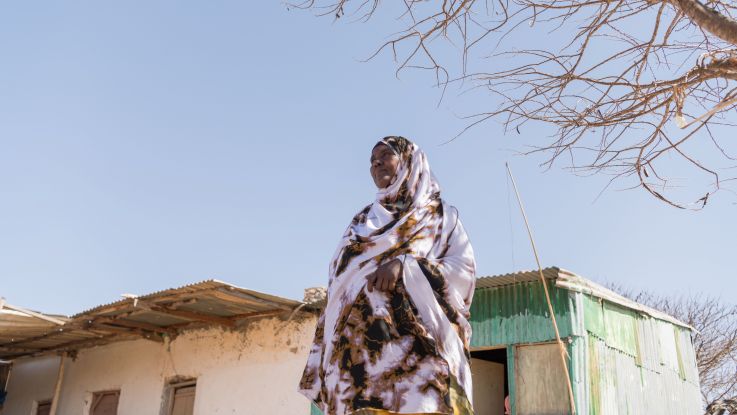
[433,209,476,308]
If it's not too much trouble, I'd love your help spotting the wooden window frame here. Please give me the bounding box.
[32,399,52,415]
[161,379,197,415]
[89,390,120,415]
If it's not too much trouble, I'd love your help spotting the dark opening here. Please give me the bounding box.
[471,348,509,396]
[470,348,509,415]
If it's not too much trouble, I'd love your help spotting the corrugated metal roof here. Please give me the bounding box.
[476,267,693,330]
[73,279,303,317]
[475,267,561,289]
[0,309,69,346]
[0,280,314,360]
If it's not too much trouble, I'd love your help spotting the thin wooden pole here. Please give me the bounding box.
[505,163,577,415]
[3,363,11,392]
[49,353,66,415]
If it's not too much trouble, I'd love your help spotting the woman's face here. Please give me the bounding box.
[370,143,400,189]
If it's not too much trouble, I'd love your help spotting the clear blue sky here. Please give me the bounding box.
[1,2,734,316]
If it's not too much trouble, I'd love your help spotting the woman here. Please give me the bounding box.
[299,136,476,415]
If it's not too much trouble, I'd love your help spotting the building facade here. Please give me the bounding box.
[2,268,703,415]
[3,317,316,415]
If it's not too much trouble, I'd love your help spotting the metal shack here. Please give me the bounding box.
[466,267,702,415]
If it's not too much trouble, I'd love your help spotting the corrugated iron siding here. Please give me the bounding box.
[676,327,700,384]
[584,296,639,357]
[470,285,702,414]
[570,336,589,415]
[469,280,576,348]
[588,336,702,415]
[583,295,700,376]
[583,294,702,414]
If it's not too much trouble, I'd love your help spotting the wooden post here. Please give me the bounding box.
[2,362,12,394]
[506,163,577,414]
[507,345,516,415]
[49,353,66,415]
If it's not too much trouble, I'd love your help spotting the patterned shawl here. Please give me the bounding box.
[299,136,476,415]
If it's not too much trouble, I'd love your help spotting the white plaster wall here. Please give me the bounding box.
[2,354,61,415]
[5,315,318,415]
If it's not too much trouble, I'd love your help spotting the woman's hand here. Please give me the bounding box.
[367,258,403,292]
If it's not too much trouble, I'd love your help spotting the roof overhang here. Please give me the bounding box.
[0,280,317,360]
[476,267,695,331]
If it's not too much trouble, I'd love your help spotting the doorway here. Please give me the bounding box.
[470,348,508,415]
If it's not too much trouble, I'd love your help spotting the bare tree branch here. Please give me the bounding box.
[672,0,737,45]
[292,0,737,207]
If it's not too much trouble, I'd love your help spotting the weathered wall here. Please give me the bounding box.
[4,314,318,415]
[587,335,702,415]
[583,294,703,415]
[2,354,60,415]
[469,281,576,348]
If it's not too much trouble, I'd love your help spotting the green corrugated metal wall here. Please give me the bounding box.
[470,285,701,415]
[588,297,639,357]
[469,280,576,348]
[583,294,702,415]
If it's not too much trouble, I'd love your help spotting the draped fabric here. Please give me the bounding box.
[298,137,476,415]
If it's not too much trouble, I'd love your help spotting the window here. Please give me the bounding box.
[90,391,120,415]
[163,379,196,415]
[35,400,52,415]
